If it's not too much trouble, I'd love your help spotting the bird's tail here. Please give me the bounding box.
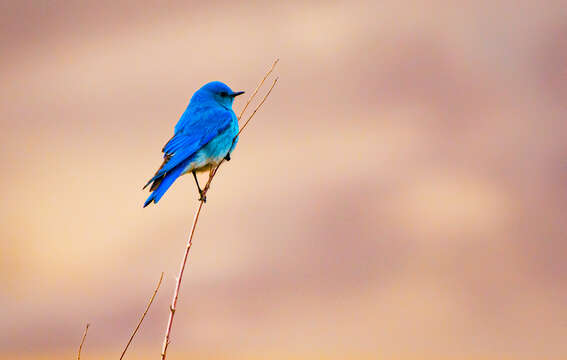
[143,162,186,207]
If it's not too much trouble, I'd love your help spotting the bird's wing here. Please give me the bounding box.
[144,107,233,187]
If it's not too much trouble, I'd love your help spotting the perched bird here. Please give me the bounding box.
[143,81,244,207]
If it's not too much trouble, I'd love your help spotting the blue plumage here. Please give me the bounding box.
[143,81,243,207]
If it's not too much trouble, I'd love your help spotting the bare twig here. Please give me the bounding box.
[120,272,164,360]
[238,58,279,121]
[236,77,279,140]
[77,323,90,360]
[159,60,278,360]
[160,201,203,359]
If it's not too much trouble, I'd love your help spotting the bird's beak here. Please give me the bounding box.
[230,91,245,97]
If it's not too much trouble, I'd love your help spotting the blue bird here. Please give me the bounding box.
[143,81,244,207]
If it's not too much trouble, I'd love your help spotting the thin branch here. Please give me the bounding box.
[236,77,279,139]
[77,323,90,360]
[237,58,279,121]
[159,60,278,360]
[160,201,204,359]
[120,272,164,360]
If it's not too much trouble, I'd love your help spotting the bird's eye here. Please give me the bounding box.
[220,91,228,97]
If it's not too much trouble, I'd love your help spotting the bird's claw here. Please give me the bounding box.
[199,191,207,203]
[224,153,231,161]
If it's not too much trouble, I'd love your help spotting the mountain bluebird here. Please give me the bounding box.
[143,81,244,207]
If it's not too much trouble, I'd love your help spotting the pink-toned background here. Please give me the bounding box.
[1,1,566,359]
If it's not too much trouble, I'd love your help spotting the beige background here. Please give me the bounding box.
[1,0,566,359]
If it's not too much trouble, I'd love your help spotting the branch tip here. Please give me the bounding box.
[77,323,90,360]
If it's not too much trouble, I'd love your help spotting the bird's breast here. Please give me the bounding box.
[182,119,239,175]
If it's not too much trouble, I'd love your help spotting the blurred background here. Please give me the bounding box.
[1,0,566,359]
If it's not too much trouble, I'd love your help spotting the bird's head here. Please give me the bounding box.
[194,81,245,109]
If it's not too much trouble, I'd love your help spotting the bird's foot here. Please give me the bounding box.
[224,153,231,161]
[199,190,207,203]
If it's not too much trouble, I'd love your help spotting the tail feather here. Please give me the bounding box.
[143,160,188,207]
[143,154,173,190]
[149,176,164,191]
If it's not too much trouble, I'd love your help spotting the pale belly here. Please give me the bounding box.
[181,121,239,175]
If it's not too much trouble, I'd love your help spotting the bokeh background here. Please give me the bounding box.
[1,0,567,359]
